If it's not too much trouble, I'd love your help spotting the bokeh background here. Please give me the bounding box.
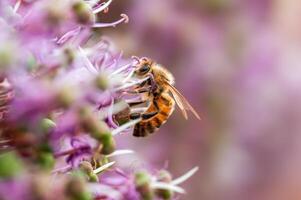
[100,0,301,199]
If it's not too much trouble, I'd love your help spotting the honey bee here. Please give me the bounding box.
[128,57,200,137]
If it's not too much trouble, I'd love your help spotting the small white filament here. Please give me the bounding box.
[93,161,115,174]
[171,166,199,185]
[106,149,134,158]
[151,182,185,194]
[78,46,99,74]
[109,63,132,77]
[122,70,135,83]
[93,0,113,14]
[113,76,149,92]
[84,0,99,7]
[111,119,141,136]
[92,14,129,28]
[98,101,128,120]
[13,0,21,13]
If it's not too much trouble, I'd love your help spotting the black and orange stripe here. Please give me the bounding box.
[133,93,175,137]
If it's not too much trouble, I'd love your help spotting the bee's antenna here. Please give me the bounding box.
[131,56,140,64]
[140,57,149,62]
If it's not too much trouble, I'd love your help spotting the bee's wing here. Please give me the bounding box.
[165,82,201,120]
[171,88,188,119]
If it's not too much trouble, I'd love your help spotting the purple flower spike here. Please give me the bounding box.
[0,1,198,200]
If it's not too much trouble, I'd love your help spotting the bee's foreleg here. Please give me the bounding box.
[129,112,141,120]
[137,79,149,87]
[126,87,151,94]
[147,73,158,92]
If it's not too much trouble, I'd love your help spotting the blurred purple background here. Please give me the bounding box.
[101,0,301,199]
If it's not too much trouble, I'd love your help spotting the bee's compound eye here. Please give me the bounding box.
[139,64,150,74]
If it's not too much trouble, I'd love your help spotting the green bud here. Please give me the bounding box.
[40,118,56,133]
[135,171,151,187]
[100,133,116,155]
[155,170,173,199]
[79,107,96,132]
[101,156,109,165]
[78,107,115,154]
[79,107,111,140]
[88,173,99,182]
[0,152,23,179]
[79,161,99,182]
[155,189,173,200]
[90,121,111,141]
[72,1,95,25]
[57,88,75,108]
[79,161,93,175]
[38,143,53,153]
[95,73,109,90]
[65,174,92,200]
[71,170,87,179]
[36,152,55,170]
[135,171,154,200]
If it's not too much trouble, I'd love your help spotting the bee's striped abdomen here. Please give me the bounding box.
[133,93,175,137]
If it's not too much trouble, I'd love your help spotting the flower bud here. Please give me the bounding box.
[36,152,55,170]
[40,118,56,133]
[65,174,92,200]
[79,107,111,140]
[92,121,111,141]
[88,173,99,182]
[95,73,109,91]
[135,171,154,200]
[79,161,99,182]
[155,170,173,199]
[79,161,93,175]
[99,133,115,155]
[0,152,23,179]
[57,87,75,108]
[72,1,95,25]
[155,188,173,200]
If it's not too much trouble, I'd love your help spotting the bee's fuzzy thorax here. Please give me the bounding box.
[151,64,175,86]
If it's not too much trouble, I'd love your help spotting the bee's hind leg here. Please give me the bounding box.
[127,100,148,107]
[141,111,158,119]
[129,111,158,120]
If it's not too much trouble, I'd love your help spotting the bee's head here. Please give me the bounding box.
[133,57,153,77]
